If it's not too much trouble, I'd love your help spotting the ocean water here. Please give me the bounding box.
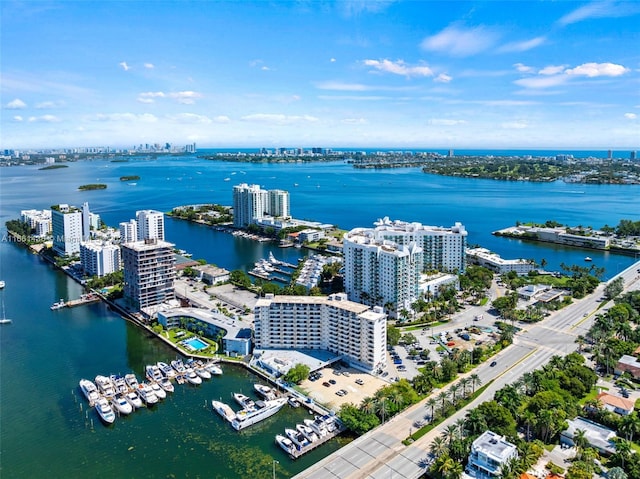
[0,154,638,478]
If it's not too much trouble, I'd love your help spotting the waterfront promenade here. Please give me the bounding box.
[293,261,640,479]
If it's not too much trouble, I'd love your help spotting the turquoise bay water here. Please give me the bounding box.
[1,154,639,478]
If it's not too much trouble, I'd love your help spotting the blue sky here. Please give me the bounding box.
[1,0,639,149]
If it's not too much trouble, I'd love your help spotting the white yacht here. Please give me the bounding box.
[157,361,176,379]
[124,373,140,390]
[231,398,287,431]
[204,361,223,375]
[184,369,202,385]
[285,427,311,449]
[296,423,319,442]
[171,359,187,375]
[150,382,166,400]
[233,393,256,411]
[50,299,66,310]
[110,393,133,415]
[304,417,328,437]
[211,400,236,422]
[275,434,297,455]
[137,383,159,405]
[110,375,129,394]
[95,397,116,424]
[321,414,338,432]
[194,366,211,380]
[145,365,164,383]
[159,378,174,393]
[254,383,277,400]
[79,379,100,405]
[95,375,116,398]
[124,390,143,409]
[0,280,5,289]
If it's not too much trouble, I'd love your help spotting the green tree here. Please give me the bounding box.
[387,325,401,346]
[604,277,625,300]
[283,363,310,384]
[229,269,251,288]
[339,403,380,435]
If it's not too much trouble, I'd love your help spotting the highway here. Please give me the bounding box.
[292,261,640,479]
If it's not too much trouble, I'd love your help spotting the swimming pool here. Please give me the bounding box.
[183,337,209,351]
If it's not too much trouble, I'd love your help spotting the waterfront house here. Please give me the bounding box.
[466,430,518,479]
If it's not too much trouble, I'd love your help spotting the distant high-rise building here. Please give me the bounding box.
[254,293,387,372]
[119,219,138,243]
[136,210,165,241]
[122,238,175,312]
[51,204,83,256]
[608,149,613,159]
[82,202,91,241]
[21,209,52,238]
[343,229,423,318]
[233,183,267,228]
[268,189,290,218]
[373,217,467,273]
[80,242,121,277]
[448,149,454,157]
[631,151,637,161]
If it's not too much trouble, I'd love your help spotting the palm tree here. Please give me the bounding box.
[470,373,481,394]
[430,436,448,458]
[612,437,632,469]
[442,424,459,446]
[437,391,449,411]
[449,383,461,404]
[465,408,487,436]
[389,390,404,410]
[573,428,587,460]
[376,397,389,424]
[426,397,437,421]
[620,412,640,442]
[607,466,628,479]
[460,377,471,398]
[519,410,536,441]
[361,397,376,415]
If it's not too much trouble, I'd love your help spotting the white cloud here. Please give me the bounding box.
[338,0,396,17]
[330,58,336,63]
[558,1,640,26]
[318,95,389,101]
[538,65,566,75]
[624,113,637,120]
[428,119,466,126]
[421,24,500,56]
[35,100,64,109]
[501,121,528,129]
[119,61,131,71]
[514,75,568,89]
[13,115,23,122]
[168,91,202,104]
[240,114,319,125]
[166,113,212,124]
[213,115,231,123]
[6,98,27,109]
[514,63,534,73]
[28,114,60,123]
[92,113,158,122]
[363,59,433,77]
[144,63,155,69]
[316,81,370,91]
[434,73,452,83]
[565,62,629,77]
[341,118,367,125]
[500,36,546,53]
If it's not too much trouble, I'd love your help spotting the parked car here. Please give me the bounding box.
[355,378,364,385]
[322,381,331,387]
[329,379,337,385]
[490,361,497,367]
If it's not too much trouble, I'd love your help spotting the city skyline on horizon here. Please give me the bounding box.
[1,0,639,150]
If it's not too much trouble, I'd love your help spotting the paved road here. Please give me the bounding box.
[292,261,640,479]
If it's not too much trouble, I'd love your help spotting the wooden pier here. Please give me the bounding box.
[66,294,100,307]
[287,424,345,459]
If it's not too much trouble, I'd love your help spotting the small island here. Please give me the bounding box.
[78,184,107,191]
[120,175,140,181]
[39,164,68,170]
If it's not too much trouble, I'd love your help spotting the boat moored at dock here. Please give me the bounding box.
[79,379,100,405]
[124,390,143,409]
[110,393,134,415]
[95,375,116,398]
[231,397,287,431]
[233,393,256,411]
[211,400,237,422]
[296,423,319,443]
[285,428,311,449]
[275,434,297,455]
[95,397,116,424]
[254,383,277,400]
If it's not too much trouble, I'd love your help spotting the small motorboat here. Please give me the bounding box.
[95,397,116,424]
[110,393,133,415]
[124,390,143,409]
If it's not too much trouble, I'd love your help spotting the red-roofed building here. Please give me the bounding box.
[596,392,635,415]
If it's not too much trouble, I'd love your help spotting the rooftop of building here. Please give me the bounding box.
[121,238,175,251]
[194,264,230,276]
[467,247,531,265]
[255,292,375,315]
[563,417,617,453]
[471,431,518,460]
[618,354,640,367]
[159,307,251,341]
[596,392,635,411]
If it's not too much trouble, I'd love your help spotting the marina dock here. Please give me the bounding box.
[67,293,100,307]
[288,424,344,459]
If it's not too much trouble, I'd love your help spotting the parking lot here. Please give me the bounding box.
[300,365,389,410]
